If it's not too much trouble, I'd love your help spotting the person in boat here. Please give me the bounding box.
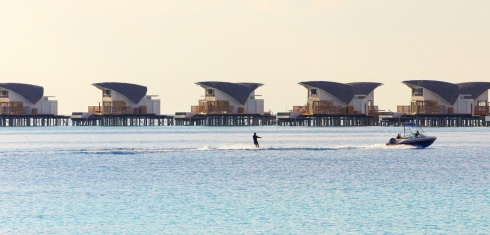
[414,130,420,138]
[253,133,261,148]
[396,133,402,139]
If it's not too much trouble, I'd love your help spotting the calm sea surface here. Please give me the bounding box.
[1,126,489,234]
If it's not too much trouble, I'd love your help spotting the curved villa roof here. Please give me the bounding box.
[196,81,263,105]
[402,80,460,105]
[348,82,383,96]
[299,81,354,104]
[457,82,490,99]
[92,82,147,104]
[0,83,44,104]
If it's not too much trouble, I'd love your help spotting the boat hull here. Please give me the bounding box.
[386,123,437,148]
[399,136,437,148]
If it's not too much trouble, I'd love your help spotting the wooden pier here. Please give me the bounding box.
[2,113,488,127]
[379,114,488,127]
[0,114,70,127]
[175,113,276,126]
[71,114,174,126]
[277,114,377,126]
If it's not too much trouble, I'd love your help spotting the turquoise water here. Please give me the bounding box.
[1,126,489,234]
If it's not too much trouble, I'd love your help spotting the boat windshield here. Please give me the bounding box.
[402,124,427,138]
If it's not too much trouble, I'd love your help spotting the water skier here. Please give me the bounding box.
[253,133,261,148]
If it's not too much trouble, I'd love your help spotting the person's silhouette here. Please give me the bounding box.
[253,133,261,148]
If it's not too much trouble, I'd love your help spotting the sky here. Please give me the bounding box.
[1,0,490,115]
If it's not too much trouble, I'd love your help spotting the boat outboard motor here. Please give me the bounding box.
[388,138,397,145]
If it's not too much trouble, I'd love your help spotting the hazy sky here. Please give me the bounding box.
[2,0,490,115]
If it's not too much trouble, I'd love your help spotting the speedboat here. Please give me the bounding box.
[386,123,437,148]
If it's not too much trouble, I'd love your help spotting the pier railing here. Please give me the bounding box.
[0,106,30,115]
[293,106,308,114]
[397,105,411,114]
[312,105,342,114]
[368,106,379,116]
[88,106,145,115]
[475,106,489,116]
[398,105,447,115]
[191,105,235,114]
[88,106,103,115]
[292,104,379,115]
[191,106,200,113]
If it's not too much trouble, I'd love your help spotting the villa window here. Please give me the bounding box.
[309,89,317,97]
[412,88,423,97]
[477,100,487,106]
[0,90,8,98]
[103,90,111,97]
[206,89,215,97]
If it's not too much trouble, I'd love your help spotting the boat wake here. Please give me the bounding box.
[69,143,416,154]
[4,144,417,156]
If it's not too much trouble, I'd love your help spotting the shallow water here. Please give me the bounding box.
[1,126,489,234]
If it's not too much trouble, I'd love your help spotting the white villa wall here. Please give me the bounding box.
[245,99,264,114]
[313,89,347,106]
[212,90,229,101]
[454,97,472,114]
[213,90,241,111]
[39,98,58,115]
[352,92,375,114]
[201,88,263,114]
[412,87,453,107]
[305,88,348,114]
[142,97,160,114]
[352,98,362,113]
[206,89,243,113]
[101,89,161,114]
[455,90,489,115]
[0,90,30,105]
[103,90,138,106]
[244,91,264,114]
[476,90,489,103]
[364,92,375,113]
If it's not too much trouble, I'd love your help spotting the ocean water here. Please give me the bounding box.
[0,126,489,234]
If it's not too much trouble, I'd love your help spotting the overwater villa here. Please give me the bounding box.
[192,81,264,114]
[299,81,383,115]
[376,80,490,127]
[88,82,160,115]
[71,82,171,126]
[0,83,68,126]
[277,81,383,126]
[398,80,490,116]
[175,81,274,126]
[0,83,58,115]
